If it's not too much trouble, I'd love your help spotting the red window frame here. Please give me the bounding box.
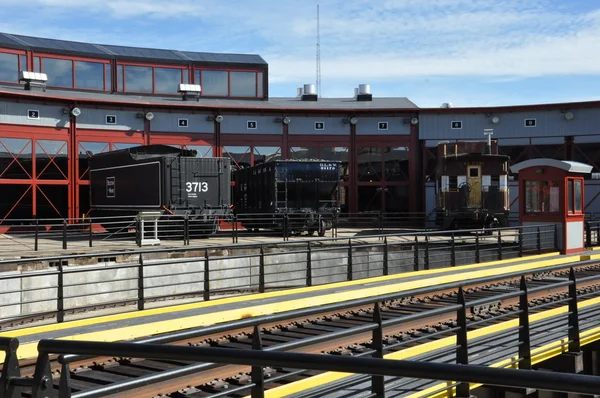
[34,52,111,91]
[193,67,263,98]
[0,48,27,84]
[116,61,187,95]
[567,177,584,216]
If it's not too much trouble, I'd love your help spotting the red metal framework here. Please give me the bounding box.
[0,125,70,223]
[0,48,27,84]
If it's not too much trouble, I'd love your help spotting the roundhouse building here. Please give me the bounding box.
[0,32,599,224]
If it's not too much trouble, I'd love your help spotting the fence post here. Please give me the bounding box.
[203,249,210,301]
[137,254,145,311]
[31,352,52,398]
[371,302,384,397]
[537,227,542,254]
[497,229,503,261]
[424,234,430,270]
[58,362,72,398]
[0,338,22,398]
[554,224,559,250]
[62,219,68,250]
[568,268,581,353]
[451,232,456,266]
[284,212,289,242]
[347,239,353,281]
[88,217,93,248]
[183,215,189,246]
[518,276,532,370]
[232,214,238,244]
[414,236,419,271]
[585,222,591,248]
[306,242,312,287]
[135,216,142,247]
[259,246,266,293]
[378,211,384,239]
[456,287,470,397]
[251,325,265,398]
[34,219,39,251]
[518,228,524,257]
[57,261,64,323]
[475,232,480,263]
[383,237,389,276]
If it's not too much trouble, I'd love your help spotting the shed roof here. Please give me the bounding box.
[0,32,267,66]
[0,84,419,112]
[510,159,593,174]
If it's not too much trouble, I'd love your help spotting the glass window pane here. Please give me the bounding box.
[0,137,32,179]
[568,180,574,213]
[36,139,68,180]
[384,146,409,181]
[575,180,582,212]
[19,55,27,72]
[105,64,111,91]
[75,61,104,90]
[253,146,281,165]
[33,56,40,72]
[124,65,152,93]
[223,146,250,170]
[78,142,109,180]
[112,143,140,150]
[322,147,349,181]
[0,52,19,82]
[117,65,123,91]
[202,70,228,96]
[358,147,382,182]
[289,147,319,160]
[183,71,189,84]
[186,145,213,158]
[257,72,263,97]
[230,71,256,97]
[194,70,200,84]
[155,67,182,93]
[43,58,73,87]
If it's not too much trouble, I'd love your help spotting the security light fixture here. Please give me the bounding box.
[178,83,201,101]
[145,112,154,121]
[283,117,291,125]
[564,111,574,121]
[410,117,419,125]
[20,71,48,91]
[215,115,224,123]
[491,116,500,124]
[349,117,358,125]
[71,107,81,117]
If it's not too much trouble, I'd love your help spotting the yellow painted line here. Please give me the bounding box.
[258,295,600,398]
[0,252,562,341]
[0,253,579,364]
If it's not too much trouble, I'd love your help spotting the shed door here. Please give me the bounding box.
[467,165,482,207]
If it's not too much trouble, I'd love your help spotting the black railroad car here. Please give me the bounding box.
[434,140,510,230]
[89,144,231,234]
[233,160,341,236]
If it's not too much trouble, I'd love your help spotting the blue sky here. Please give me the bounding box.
[1,0,600,107]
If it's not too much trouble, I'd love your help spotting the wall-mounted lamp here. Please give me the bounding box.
[410,117,419,125]
[283,117,291,124]
[145,112,154,121]
[215,115,223,123]
[343,117,358,125]
[564,111,574,121]
[491,116,500,124]
[63,107,81,117]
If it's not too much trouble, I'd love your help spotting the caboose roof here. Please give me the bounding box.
[510,159,593,174]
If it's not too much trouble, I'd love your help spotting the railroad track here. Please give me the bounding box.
[12,264,600,398]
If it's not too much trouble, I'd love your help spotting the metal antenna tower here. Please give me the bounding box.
[316,4,321,97]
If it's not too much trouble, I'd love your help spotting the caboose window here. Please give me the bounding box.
[525,180,559,213]
[449,176,457,191]
[491,176,500,186]
[469,168,479,177]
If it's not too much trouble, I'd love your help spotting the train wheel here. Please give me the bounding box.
[317,219,326,237]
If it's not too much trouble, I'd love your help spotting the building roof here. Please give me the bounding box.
[511,159,593,174]
[0,32,267,66]
[0,83,419,112]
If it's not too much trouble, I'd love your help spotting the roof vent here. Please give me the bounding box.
[441,102,453,108]
[353,87,358,98]
[301,83,318,101]
[19,71,47,92]
[178,83,201,101]
[356,84,372,101]
[296,87,304,98]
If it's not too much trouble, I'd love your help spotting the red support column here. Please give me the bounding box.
[68,112,77,220]
[349,124,358,213]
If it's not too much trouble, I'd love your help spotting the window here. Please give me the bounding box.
[469,167,479,177]
[449,176,458,191]
[154,67,182,93]
[567,178,583,214]
[75,61,104,90]
[125,65,152,92]
[230,71,256,97]
[0,52,18,82]
[525,180,559,213]
[202,70,228,96]
[43,58,73,87]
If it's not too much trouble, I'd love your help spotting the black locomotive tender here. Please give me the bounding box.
[89,145,231,235]
[233,160,341,236]
[433,139,510,230]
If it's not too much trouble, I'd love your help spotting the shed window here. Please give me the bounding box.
[525,180,559,213]
[0,52,18,82]
[230,71,256,97]
[155,67,182,93]
[43,58,73,87]
[449,176,458,191]
[202,70,228,96]
[568,178,583,214]
[75,61,104,90]
[125,65,152,93]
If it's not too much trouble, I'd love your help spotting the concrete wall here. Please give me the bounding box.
[0,244,522,321]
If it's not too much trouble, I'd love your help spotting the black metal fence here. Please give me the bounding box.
[0,224,557,328]
[2,259,600,398]
[0,211,533,255]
